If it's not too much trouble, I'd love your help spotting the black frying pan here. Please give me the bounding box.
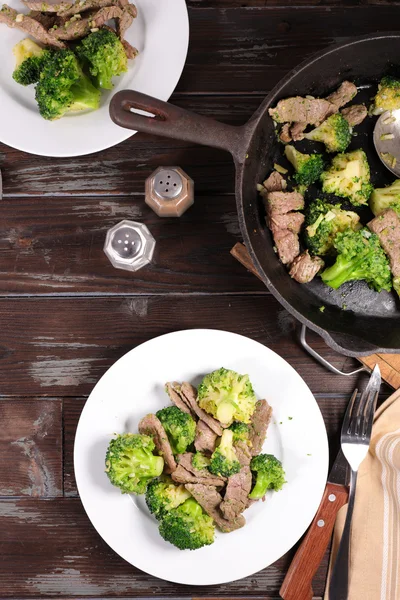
[110,34,400,358]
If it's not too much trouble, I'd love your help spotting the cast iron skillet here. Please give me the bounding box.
[110,34,400,358]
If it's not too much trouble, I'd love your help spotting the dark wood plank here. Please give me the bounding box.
[0,400,62,497]
[0,497,328,597]
[0,296,361,398]
[0,195,264,294]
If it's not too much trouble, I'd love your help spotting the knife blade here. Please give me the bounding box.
[280,449,349,600]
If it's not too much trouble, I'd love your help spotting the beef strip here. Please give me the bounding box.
[53,6,123,40]
[280,123,292,143]
[173,453,226,486]
[122,39,138,59]
[269,97,335,126]
[234,440,252,466]
[368,209,400,277]
[22,1,72,12]
[29,10,56,28]
[325,81,357,109]
[185,483,246,532]
[165,381,193,416]
[138,413,177,474]
[249,400,272,455]
[194,420,217,454]
[266,191,304,214]
[263,191,305,266]
[262,171,287,193]
[289,250,325,284]
[341,104,367,127]
[117,2,136,39]
[180,382,224,435]
[57,0,132,17]
[0,5,65,47]
[268,211,305,235]
[271,229,300,265]
[290,121,307,141]
[172,464,225,487]
[220,466,252,521]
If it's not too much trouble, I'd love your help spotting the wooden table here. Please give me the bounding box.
[0,1,396,598]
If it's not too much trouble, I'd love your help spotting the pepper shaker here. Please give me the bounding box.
[103,220,156,272]
[145,167,194,217]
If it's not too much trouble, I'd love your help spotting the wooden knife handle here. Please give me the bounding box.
[279,482,348,600]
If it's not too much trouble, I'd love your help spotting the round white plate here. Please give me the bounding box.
[0,0,189,157]
[74,329,328,586]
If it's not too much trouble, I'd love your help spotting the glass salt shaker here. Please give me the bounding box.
[145,167,194,217]
[103,220,156,272]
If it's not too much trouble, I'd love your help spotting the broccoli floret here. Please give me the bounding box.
[369,179,400,217]
[321,149,373,206]
[145,478,191,519]
[321,228,392,292]
[198,367,257,425]
[159,498,215,550]
[229,421,250,443]
[284,145,325,187]
[12,39,50,86]
[35,49,100,120]
[371,76,400,115]
[192,452,211,470]
[394,277,400,299]
[248,453,286,499]
[156,406,196,455]
[105,433,164,495]
[304,198,361,256]
[75,28,128,90]
[304,113,352,153]
[208,429,240,477]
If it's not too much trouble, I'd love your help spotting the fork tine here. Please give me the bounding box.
[342,388,358,436]
[362,389,379,440]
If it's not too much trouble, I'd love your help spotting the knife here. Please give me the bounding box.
[279,449,349,600]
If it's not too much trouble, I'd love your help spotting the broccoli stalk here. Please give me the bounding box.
[304,113,352,153]
[209,429,241,477]
[75,28,128,90]
[371,76,400,115]
[321,149,373,206]
[12,39,50,86]
[284,145,325,187]
[369,179,400,216]
[105,433,164,495]
[159,498,215,550]
[304,198,361,256]
[145,479,191,519]
[156,406,196,455]
[198,367,257,425]
[192,452,211,470]
[321,228,392,292]
[248,454,286,499]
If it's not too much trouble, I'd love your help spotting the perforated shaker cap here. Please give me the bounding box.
[104,220,156,272]
[145,167,194,217]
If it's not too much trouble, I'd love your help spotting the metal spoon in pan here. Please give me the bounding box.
[373,109,400,176]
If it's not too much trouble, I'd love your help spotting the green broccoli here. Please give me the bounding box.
[105,433,164,495]
[229,421,250,443]
[369,179,400,217]
[192,452,211,470]
[159,498,215,550]
[12,39,51,86]
[208,429,241,477]
[35,49,100,120]
[304,198,361,256]
[156,406,196,455]
[145,478,191,519]
[371,76,400,115]
[321,149,373,206]
[198,367,257,425]
[321,228,392,292]
[304,113,352,153]
[75,28,128,90]
[285,145,325,187]
[248,454,286,499]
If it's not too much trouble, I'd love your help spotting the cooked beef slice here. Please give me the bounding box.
[53,5,123,39]
[174,453,226,486]
[325,81,357,109]
[138,413,177,474]
[117,2,136,39]
[263,191,304,265]
[289,250,324,284]
[57,0,131,17]
[341,104,367,127]
[22,1,72,12]
[220,466,252,521]
[280,123,292,143]
[180,382,224,435]
[172,465,225,487]
[271,228,300,265]
[265,191,305,214]
[269,97,335,126]
[290,121,307,141]
[268,211,305,235]
[185,483,246,532]
[234,440,252,466]
[249,400,272,455]
[368,209,400,277]
[194,420,218,454]
[122,39,138,59]
[29,10,56,28]
[165,381,193,416]
[0,5,65,47]
[262,171,287,193]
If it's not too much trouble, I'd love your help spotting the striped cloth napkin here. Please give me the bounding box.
[325,388,400,600]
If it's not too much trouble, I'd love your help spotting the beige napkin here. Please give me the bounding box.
[325,388,400,600]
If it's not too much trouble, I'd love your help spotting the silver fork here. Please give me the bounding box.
[328,364,381,600]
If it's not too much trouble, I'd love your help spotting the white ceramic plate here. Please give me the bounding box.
[0,0,189,157]
[74,329,328,586]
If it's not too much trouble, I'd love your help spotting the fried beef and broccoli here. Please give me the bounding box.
[262,76,400,298]
[106,368,285,551]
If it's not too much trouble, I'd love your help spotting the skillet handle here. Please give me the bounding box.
[109,90,248,162]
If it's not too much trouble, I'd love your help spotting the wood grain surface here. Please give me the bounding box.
[1,1,398,599]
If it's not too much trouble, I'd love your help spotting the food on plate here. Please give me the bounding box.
[370,76,400,115]
[368,209,400,297]
[320,228,392,292]
[369,179,400,216]
[105,433,164,494]
[105,369,285,550]
[303,113,352,153]
[284,145,325,186]
[321,149,373,207]
[304,198,361,256]
[0,0,137,120]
